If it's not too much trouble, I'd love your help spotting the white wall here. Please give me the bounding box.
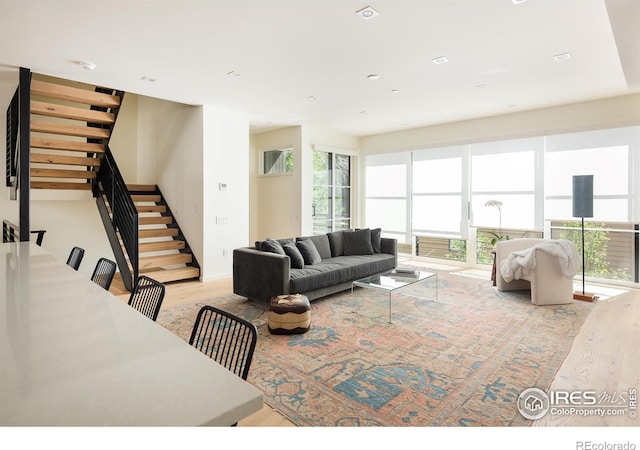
[137,97,250,281]
[250,126,361,240]
[202,105,249,280]
[360,93,640,154]
[30,200,114,278]
[251,126,303,240]
[109,94,139,182]
[139,96,205,276]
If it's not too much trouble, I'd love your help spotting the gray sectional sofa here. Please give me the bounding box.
[233,228,397,302]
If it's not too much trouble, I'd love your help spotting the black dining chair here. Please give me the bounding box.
[66,246,85,271]
[128,276,166,321]
[90,257,117,291]
[189,305,258,381]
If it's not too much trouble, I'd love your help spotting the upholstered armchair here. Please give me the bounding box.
[495,238,578,305]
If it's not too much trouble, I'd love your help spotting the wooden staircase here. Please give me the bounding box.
[127,184,200,283]
[25,74,200,288]
[28,77,119,190]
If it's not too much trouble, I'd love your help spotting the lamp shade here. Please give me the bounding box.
[572,175,594,218]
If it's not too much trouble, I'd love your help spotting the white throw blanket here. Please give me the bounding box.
[500,239,579,282]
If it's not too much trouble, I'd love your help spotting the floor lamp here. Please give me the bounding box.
[572,174,595,302]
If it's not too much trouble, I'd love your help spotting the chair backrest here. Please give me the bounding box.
[66,246,85,271]
[128,276,166,321]
[90,257,117,290]
[189,306,258,380]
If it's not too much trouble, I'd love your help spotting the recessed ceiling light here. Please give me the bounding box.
[512,0,527,4]
[141,76,156,82]
[356,6,379,19]
[432,56,449,65]
[359,110,368,114]
[391,89,399,94]
[226,70,241,77]
[79,61,96,71]
[554,52,571,61]
[367,74,380,80]
[475,84,488,89]
[307,95,318,100]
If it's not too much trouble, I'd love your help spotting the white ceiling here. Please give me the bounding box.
[1,0,639,137]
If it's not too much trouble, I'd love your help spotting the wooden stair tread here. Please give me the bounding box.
[127,184,157,192]
[136,205,167,213]
[31,181,93,190]
[31,152,101,167]
[31,120,110,140]
[139,253,192,269]
[31,168,96,179]
[31,100,115,124]
[131,194,161,202]
[31,79,120,108]
[139,240,185,252]
[139,216,173,225]
[139,228,179,238]
[140,267,200,283]
[31,137,105,153]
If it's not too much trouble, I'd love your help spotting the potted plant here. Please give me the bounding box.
[484,200,509,245]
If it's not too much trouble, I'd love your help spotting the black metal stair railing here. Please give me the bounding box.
[5,88,18,195]
[4,68,31,238]
[94,145,138,291]
[2,219,46,246]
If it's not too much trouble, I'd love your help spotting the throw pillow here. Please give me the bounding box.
[260,238,285,255]
[283,243,305,269]
[296,239,321,265]
[343,228,374,256]
[370,228,382,253]
[297,235,332,260]
[327,230,345,257]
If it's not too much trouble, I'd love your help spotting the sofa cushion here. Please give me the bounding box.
[260,238,285,255]
[283,243,305,269]
[297,234,332,260]
[328,231,345,257]
[296,239,321,265]
[290,254,395,293]
[370,228,382,253]
[343,228,374,255]
[256,238,294,251]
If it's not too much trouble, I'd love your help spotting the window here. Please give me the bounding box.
[261,147,293,175]
[364,152,410,243]
[545,128,639,282]
[362,126,640,283]
[412,147,466,238]
[545,134,632,222]
[313,150,352,234]
[470,137,542,231]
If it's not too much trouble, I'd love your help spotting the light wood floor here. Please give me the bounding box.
[111,274,640,427]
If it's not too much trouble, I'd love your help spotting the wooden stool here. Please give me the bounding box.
[268,294,311,335]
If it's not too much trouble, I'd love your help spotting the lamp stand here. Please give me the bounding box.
[573,216,595,302]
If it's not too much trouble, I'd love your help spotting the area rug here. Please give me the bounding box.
[157,269,595,427]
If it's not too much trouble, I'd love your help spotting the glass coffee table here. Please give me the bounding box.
[351,269,438,322]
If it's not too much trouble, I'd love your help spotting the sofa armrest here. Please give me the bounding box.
[380,237,398,267]
[233,247,291,302]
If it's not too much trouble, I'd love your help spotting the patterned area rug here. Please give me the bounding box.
[157,269,594,426]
